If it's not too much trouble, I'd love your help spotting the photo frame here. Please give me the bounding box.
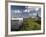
[7,1,45,35]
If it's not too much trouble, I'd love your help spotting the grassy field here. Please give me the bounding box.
[11,18,41,31]
[20,18,41,31]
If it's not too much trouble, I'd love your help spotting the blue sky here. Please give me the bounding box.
[11,5,41,18]
[11,5,25,11]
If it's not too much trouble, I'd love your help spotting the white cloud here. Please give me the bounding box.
[28,9,30,12]
[15,10,21,13]
[24,9,27,12]
[27,6,34,12]
[24,9,31,12]
[33,13,37,15]
[12,10,21,13]
[35,8,39,11]
[24,7,34,13]
[28,6,40,11]
[24,6,40,13]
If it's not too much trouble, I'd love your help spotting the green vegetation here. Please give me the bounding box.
[11,17,41,31]
[20,18,41,31]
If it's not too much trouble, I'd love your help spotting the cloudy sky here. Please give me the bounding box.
[11,5,41,18]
